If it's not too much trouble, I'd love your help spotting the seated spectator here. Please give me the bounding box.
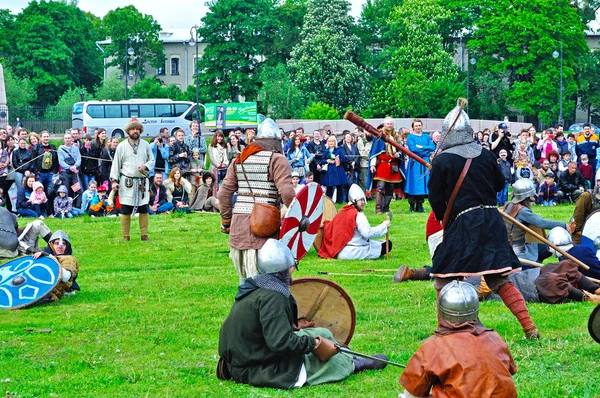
[165,167,192,213]
[291,171,302,194]
[558,162,586,203]
[148,173,174,215]
[190,173,220,212]
[28,181,47,218]
[88,182,114,217]
[80,180,97,212]
[558,151,570,176]
[54,185,77,219]
[17,175,40,218]
[539,171,558,206]
[0,187,4,207]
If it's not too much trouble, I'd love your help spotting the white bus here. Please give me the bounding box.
[71,99,200,138]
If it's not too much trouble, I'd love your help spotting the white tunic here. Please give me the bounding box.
[110,139,155,207]
[337,212,388,260]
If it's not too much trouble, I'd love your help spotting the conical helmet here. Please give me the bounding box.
[437,99,481,159]
[438,280,479,323]
[257,238,297,274]
[257,118,280,139]
[348,184,366,204]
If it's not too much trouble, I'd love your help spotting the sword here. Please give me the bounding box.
[335,344,405,368]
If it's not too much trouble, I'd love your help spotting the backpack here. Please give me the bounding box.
[42,150,53,170]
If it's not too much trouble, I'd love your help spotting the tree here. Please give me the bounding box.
[0,9,16,58]
[197,0,278,102]
[130,77,185,100]
[102,5,164,82]
[364,0,460,117]
[94,72,126,101]
[467,0,588,125]
[288,0,368,113]
[3,66,37,109]
[264,0,308,67]
[258,64,307,118]
[302,102,339,120]
[576,49,600,122]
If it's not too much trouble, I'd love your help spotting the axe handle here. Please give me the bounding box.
[499,210,590,271]
[336,345,405,368]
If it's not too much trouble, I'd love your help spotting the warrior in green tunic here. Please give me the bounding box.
[217,239,388,389]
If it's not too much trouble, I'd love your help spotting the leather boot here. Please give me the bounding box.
[375,192,383,215]
[410,266,430,280]
[353,354,388,373]
[409,203,415,212]
[121,215,131,242]
[383,195,393,212]
[393,265,429,283]
[416,202,425,213]
[139,213,150,241]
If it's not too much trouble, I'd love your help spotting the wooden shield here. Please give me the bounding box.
[313,196,337,251]
[582,209,600,243]
[290,277,356,345]
[525,225,546,243]
[0,255,61,310]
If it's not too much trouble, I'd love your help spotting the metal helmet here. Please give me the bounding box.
[257,118,280,139]
[438,280,479,323]
[437,98,481,159]
[257,238,297,274]
[595,236,600,250]
[49,230,70,246]
[347,184,366,204]
[547,227,573,256]
[511,179,536,203]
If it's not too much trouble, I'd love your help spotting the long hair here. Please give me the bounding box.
[95,128,107,149]
[210,130,227,149]
[168,167,182,187]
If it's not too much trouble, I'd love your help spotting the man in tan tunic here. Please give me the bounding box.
[110,118,155,241]
[218,119,295,283]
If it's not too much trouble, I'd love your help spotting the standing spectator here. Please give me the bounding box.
[537,129,558,162]
[578,154,593,189]
[100,138,119,186]
[208,130,229,186]
[307,130,326,185]
[539,171,558,206]
[576,123,599,170]
[32,131,58,197]
[497,149,512,206]
[405,119,435,213]
[188,149,204,193]
[491,122,515,164]
[28,132,40,149]
[79,134,100,192]
[16,175,38,218]
[286,135,311,180]
[57,133,82,205]
[321,136,347,204]
[150,135,170,181]
[148,173,174,215]
[184,120,207,166]
[528,125,541,164]
[227,135,243,163]
[555,131,568,155]
[164,167,192,214]
[340,132,359,201]
[11,138,34,191]
[558,162,586,203]
[70,128,82,147]
[168,129,191,173]
[356,128,372,193]
[246,129,256,144]
[514,156,535,183]
[369,120,402,214]
[94,128,108,154]
[567,133,577,162]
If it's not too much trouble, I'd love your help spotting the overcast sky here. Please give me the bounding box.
[5,0,366,29]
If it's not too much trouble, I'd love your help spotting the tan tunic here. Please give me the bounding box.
[218,152,295,250]
[110,139,155,207]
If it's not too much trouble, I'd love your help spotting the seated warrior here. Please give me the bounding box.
[318,184,391,260]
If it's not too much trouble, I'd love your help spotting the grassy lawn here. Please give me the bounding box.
[1,201,599,397]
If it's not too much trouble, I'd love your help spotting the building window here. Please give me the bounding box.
[171,57,180,75]
[157,60,166,76]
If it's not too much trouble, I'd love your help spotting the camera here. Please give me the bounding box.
[157,138,163,144]
[504,131,511,138]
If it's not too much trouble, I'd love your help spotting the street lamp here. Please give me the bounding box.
[125,44,134,100]
[466,56,476,114]
[189,25,200,123]
[552,42,564,125]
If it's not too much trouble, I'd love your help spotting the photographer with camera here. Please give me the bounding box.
[491,122,515,164]
[150,134,170,182]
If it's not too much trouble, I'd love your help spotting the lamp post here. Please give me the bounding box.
[466,55,476,114]
[552,42,564,125]
[189,25,200,121]
[124,43,134,100]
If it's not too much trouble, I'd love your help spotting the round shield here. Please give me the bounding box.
[589,304,600,345]
[280,182,324,261]
[582,209,600,245]
[290,277,356,345]
[313,196,338,251]
[0,255,61,310]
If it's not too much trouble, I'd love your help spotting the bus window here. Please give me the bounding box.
[129,105,139,118]
[156,104,172,117]
[122,105,129,118]
[140,105,154,118]
[87,105,104,118]
[105,105,122,118]
[175,103,191,116]
[72,103,83,114]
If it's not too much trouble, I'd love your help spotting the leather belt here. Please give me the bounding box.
[456,204,497,219]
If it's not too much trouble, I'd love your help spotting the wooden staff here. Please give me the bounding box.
[499,210,590,271]
[519,258,600,284]
[343,111,430,169]
[318,271,393,277]
[385,211,392,260]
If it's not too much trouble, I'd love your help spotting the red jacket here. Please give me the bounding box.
[317,205,357,258]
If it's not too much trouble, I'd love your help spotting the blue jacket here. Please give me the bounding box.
[538,182,558,203]
[150,142,170,177]
[576,134,599,160]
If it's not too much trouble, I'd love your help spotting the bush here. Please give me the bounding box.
[302,102,339,120]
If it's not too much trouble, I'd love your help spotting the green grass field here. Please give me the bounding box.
[1,201,599,397]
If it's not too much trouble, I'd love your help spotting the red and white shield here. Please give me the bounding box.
[280,182,324,261]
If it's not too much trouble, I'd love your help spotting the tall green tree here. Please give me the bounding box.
[3,66,37,109]
[576,49,600,121]
[288,0,368,113]
[467,0,588,124]
[0,9,16,58]
[258,64,307,118]
[364,0,460,117]
[197,0,278,102]
[102,5,164,82]
[264,0,307,67]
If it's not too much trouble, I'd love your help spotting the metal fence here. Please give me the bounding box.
[4,105,73,134]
